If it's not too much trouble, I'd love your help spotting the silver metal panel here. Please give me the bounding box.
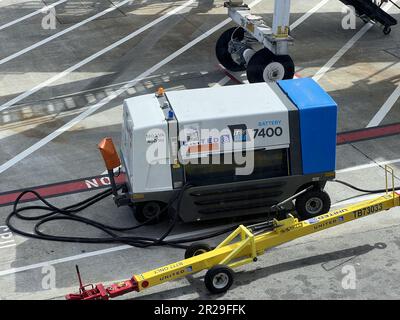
[165,83,291,160]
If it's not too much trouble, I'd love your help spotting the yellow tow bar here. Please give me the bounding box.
[66,166,400,299]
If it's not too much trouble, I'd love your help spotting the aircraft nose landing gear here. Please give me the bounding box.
[216,27,295,83]
[216,0,295,83]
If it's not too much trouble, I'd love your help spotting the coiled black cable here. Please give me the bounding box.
[5,184,237,249]
[7,177,396,249]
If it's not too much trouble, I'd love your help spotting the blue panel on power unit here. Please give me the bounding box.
[278,78,337,175]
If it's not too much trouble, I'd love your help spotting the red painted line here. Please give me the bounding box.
[223,70,242,84]
[217,64,243,84]
[0,173,126,207]
[218,64,302,83]
[337,122,400,145]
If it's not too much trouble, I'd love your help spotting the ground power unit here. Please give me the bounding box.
[103,78,338,223]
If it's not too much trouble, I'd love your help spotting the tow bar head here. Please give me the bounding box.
[65,265,138,300]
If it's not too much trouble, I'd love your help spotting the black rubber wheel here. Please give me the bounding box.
[184,243,212,259]
[204,265,234,294]
[295,189,331,220]
[215,27,247,72]
[383,26,392,35]
[133,201,165,224]
[246,48,295,83]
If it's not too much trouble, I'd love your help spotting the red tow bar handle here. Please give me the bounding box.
[65,265,139,300]
[65,280,139,300]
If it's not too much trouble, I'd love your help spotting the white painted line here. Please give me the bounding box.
[213,76,230,87]
[0,0,263,174]
[313,1,396,82]
[0,0,132,67]
[0,0,195,113]
[313,23,373,82]
[367,84,400,127]
[330,193,385,209]
[337,158,400,173]
[0,240,15,245]
[290,0,330,30]
[0,243,17,250]
[0,0,67,31]
[0,245,131,277]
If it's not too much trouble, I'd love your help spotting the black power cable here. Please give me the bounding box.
[5,184,238,249]
[7,178,398,249]
[333,179,400,193]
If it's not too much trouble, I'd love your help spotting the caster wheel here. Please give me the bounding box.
[132,201,165,224]
[204,265,234,294]
[295,189,331,220]
[246,48,295,83]
[215,27,247,72]
[383,26,392,35]
[184,243,212,259]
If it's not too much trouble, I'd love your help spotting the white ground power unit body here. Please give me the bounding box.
[120,78,337,223]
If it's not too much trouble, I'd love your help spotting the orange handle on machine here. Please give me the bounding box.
[98,137,121,171]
